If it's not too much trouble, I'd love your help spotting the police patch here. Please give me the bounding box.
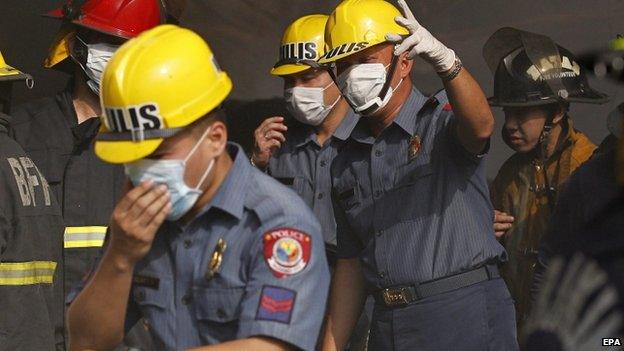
[103,102,163,134]
[255,285,296,324]
[263,228,311,278]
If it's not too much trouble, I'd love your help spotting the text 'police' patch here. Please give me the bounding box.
[263,228,311,278]
[255,285,296,324]
[103,103,163,134]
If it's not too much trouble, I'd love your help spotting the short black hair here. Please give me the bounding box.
[188,106,228,137]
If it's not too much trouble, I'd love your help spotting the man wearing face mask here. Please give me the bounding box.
[67,25,330,351]
[251,14,357,266]
[9,0,166,312]
[485,28,608,328]
[320,0,516,350]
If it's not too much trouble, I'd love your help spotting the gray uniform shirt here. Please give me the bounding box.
[268,111,359,246]
[331,87,506,291]
[123,143,330,351]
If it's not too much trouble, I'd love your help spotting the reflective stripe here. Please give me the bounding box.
[64,226,107,248]
[0,261,57,285]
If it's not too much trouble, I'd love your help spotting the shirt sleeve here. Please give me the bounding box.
[441,112,490,165]
[236,217,330,351]
[332,190,363,259]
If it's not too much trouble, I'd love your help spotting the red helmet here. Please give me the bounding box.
[46,0,165,39]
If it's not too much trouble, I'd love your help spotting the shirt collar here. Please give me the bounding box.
[392,87,428,136]
[350,86,428,144]
[292,124,318,149]
[292,108,360,148]
[332,109,359,141]
[198,142,249,220]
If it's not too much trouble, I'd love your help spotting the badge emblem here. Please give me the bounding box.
[205,238,227,280]
[408,135,422,161]
[263,228,311,278]
[256,285,296,324]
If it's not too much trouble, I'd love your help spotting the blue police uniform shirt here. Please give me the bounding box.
[331,87,506,291]
[268,111,359,246]
[126,143,330,351]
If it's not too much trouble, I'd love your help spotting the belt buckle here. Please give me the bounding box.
[382,287,410,307]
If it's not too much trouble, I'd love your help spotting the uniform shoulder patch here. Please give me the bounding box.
[263,227,311,278]
[255,285,296,324]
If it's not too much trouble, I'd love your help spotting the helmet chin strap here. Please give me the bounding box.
[358,55,400,116]
[535,113,556,211]
[320,55,401,115]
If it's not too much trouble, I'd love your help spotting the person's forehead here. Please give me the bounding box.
[284,67,328,80]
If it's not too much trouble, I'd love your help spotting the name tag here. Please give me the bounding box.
[132,274,160,289]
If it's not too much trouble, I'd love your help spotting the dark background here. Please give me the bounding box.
[1,0,623,179]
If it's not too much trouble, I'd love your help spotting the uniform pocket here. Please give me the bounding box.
[392,162,434,189]
[336,182,361,211]
[132,276,171,331]
[193,287,245,343]
[194,287,245,322]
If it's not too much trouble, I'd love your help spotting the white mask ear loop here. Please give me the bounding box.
[184,125,213,164]
[322,80,335,91]
[182,125,216,190]
[193,158,215,190]
[322,80,341,109]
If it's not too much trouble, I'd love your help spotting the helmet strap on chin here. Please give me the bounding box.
[358,54,399,115]
[535,112,557,210]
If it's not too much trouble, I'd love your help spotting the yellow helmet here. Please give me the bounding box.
[318,0,408,64]
[271,14,329,76]
[95,24,232,164]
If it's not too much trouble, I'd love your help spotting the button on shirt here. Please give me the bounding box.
[268,111,359,246]
[331,87,505,291]
[126,143,330,351]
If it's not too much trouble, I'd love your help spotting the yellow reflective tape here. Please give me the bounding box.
[64,226,107,235]
[0,261,57,285]
[64,226,107,249]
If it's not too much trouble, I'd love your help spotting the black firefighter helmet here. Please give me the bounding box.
[484,27,609,107]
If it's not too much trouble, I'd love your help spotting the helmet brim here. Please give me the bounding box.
[270,63,311,76]
[0,66,29,81]
[95,132,164,164]
[43,8,134,39]
[318,40,380,64]
[488,88,610,107]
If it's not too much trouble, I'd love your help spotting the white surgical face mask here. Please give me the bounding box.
[284,81,340,126]
[75,36,118,95]
[124,126,217,221]
[337,62,403,116]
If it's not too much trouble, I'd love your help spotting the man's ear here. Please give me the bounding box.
[208,121,228,154]
[398,52,413,79]
[552,105,567,124]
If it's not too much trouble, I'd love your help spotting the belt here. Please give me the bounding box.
[373,264,500,308]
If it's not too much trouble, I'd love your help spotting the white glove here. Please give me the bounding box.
[385,0,456,73]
